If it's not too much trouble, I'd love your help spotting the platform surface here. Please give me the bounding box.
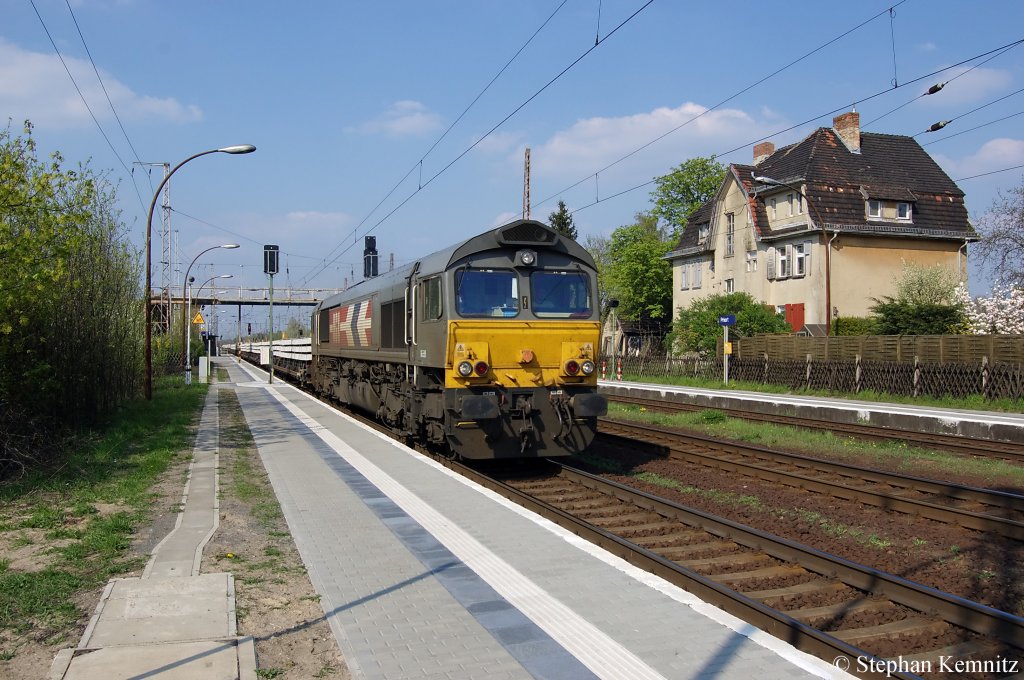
[226,358,852,680]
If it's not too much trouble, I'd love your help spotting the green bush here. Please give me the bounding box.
[833,316,879,336]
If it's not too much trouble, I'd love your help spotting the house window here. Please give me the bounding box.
[725,213,735,257]
[778,247,790,278]
[786,193,794,217]
[698,224,710,244]
[897,202,912,220]
[725,278,735,293]
[770,197,776,220]
[691,261,702,289]
[745,250,757,272]
[680,264,689,290]
[796,193,804,215]
[794,243,807,277]
[867,199,882,218]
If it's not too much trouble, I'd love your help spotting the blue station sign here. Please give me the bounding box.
[718,314,736,326]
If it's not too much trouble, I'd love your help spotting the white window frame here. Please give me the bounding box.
[867,199,882,218]
[794,243,806,277]
[786,193,794,217]
[725,278,735,293]
[745,250,757,272]
[770,197,777,220]
[778,245,791,279]
[698,224,710,244]
[897,202,912,220]
[725,213,735,257]
[796,193,804,215]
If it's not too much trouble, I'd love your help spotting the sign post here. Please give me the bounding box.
[718,314,736,385]
[264,245,279,384]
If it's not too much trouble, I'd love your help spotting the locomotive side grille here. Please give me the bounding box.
[499,222,557,245]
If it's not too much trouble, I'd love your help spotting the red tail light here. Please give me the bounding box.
[474,361,489,376]
[564,360,580,375]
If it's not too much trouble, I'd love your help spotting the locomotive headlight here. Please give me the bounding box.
[517,249,537,267]
[564,360,580,375]
[457,361,474,377]
[580,360,596,376]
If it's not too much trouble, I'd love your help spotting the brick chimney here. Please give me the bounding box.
[833,111,860,153]
[753,141,775,165]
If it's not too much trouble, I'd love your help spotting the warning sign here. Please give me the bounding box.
[192,311,205,325]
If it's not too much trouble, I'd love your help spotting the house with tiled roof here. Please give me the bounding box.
[665,111,978,335]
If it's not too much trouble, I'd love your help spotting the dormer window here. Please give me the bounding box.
[698,224,710,244]
[897,202,912,220]
[867,200,882,218]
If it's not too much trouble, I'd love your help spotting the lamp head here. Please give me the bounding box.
[219,274,234,279]
[222,243,240,249]
[218,145,256,155]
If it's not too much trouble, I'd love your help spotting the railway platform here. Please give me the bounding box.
[216,356,852,679]
[600,379,1024,444]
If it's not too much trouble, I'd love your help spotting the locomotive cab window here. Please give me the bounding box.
[421,276,442,320]
[455,269,519,317]
[531,271,592,318]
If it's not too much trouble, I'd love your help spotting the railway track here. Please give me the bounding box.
[606,394,1024,462]
[597,418,1024,540]
[452,460,1023,679]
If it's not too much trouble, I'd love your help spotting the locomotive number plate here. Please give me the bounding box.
[550,390,564,395]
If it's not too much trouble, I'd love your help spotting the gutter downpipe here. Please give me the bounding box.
[825,229,838,336]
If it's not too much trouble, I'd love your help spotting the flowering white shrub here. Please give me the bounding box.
[953,283,1024,334]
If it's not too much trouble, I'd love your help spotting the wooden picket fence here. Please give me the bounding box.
[601,335,1024,400]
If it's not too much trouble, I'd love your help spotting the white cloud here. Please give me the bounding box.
[938,137,1024,178]
[528,102,773,181]
[0,38,201,129]
[916,42,937,52]
[473,130,525,154]
[351,100,443,137]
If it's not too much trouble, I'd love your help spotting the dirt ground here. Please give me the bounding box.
[199,388,350,679]
[0,385,350,680]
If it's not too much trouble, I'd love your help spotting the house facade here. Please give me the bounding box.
[665,112,977,334]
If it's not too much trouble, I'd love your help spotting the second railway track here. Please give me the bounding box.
[597,418,1024,540]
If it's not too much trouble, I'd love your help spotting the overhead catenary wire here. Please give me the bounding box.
[915,85,1024,136]
[529,1,909,217]
[921,110,1024,146]
[301,0,570,286]
[565,37,1024,216]
[302,0,655,287]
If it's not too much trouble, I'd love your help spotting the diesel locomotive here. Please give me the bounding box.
[307,219,607,459]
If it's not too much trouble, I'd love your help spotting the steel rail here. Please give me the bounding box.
[598,419,1024,540]
[607,394,1024,461]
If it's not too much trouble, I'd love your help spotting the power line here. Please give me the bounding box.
[955,164,1024,182]
[27,0,148,213]
[921,110,1024,146]
[915,85,1024,137]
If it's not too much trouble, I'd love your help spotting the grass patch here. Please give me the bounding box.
[0,377,207,635]
[606,402,1024,487]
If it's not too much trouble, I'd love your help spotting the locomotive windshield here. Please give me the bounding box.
[455,269,519,317]
[531,271,592,318]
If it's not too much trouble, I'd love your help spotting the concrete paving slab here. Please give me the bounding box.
[81,573,234,647]
[60,639,241,680]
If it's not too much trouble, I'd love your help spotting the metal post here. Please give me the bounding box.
[268,273,275,384]
[185,281,193,386]
[723,324,730,385]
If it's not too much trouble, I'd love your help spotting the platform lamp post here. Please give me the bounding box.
[187,274,233,385]
[144,144,256,400]
[182,244,239,380]
[751,174,832,336]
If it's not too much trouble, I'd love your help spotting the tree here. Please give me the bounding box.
[973,177,1024,287]
[650,156,726,239]
[604,213,672,321]
[954,283,1024,334]
[870,299,965,335]
[547,200,577,241]
[668,292,789,355]
[893,262,960,305]
[583,233,613,314]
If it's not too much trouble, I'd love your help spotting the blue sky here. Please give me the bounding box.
[4,0,1023,330]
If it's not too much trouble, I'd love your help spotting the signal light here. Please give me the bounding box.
[457,361,474,377]
[564,360,580,375]
[474,361,489,376]
[580,360,596,376]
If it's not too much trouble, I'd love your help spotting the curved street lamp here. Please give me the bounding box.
[145,144,256,400]
[186,274,233,385]
[751,174,833,336]
[181,244,239,375]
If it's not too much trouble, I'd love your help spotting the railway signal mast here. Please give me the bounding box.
[264,245,280,383]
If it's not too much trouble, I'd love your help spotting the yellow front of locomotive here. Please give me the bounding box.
[441,246,607,459]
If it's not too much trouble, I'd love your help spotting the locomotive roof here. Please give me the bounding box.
[318,219,595,309]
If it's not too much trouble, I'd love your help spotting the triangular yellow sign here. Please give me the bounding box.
[192,311,205,324]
